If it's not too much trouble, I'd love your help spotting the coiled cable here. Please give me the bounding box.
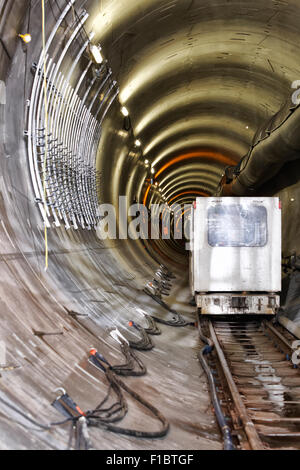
[127,321,154,350]
[144,290,194,327]
[87,367,169,438]
[110,339,147,376]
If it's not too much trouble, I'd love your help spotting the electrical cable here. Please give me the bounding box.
[197,319,236,451]
[110,339,147,376]
[0,268,187,446]
[87,366,169,438]
[49,351,169,443]
[0,396,51,430]
[143,314,161,335]
[127,321,154,351]
[144,290,194,327]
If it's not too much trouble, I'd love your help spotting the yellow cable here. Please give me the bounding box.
[42,0,49,270]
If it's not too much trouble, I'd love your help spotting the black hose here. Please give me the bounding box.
[143,314,161,335]
[144,290,194,327]
[88,368,169,438]
[0,396,51,430]
[197,320,236,451]
[128,322,154,350]
[110,340,147,376]
[74,417,92,450]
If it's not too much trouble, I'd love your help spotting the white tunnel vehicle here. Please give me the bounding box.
[189,197,281,315]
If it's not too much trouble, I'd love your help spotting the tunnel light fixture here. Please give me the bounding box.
[89,44,103,64]
[144,159,149,165]
[117,130,128,139]
[121,106,129,117]
[134,139,142,147]
[18,33,32,44]
[151,167,156,175]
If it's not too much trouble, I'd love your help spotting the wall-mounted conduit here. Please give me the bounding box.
[26,0,119,230]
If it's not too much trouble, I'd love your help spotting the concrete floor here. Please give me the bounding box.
[0,275,222,450]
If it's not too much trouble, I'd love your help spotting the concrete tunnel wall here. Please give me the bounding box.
[0,0,300,449]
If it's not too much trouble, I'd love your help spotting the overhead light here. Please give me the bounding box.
[121,106,129,117]
[135,139,141,147]
[89,44,103,64]
[151,167,155,174]
[144,159,149,165]
[18,33,32,43]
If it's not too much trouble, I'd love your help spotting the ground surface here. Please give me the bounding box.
[0,275,222,450]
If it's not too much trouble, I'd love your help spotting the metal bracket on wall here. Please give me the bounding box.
[26,0,119,230]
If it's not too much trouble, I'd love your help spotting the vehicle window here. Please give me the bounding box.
[207,204,268,247]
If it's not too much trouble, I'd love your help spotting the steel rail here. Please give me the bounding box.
[263,321,294,351]
[208,321,264,450]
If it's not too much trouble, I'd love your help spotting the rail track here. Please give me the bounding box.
[200,317,300,450]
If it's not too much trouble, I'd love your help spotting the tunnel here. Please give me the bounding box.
[0,0,300,451]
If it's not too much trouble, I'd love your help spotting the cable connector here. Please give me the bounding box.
[129,320,139,330]
[52,390,86,419]
[135,307,147,317]
[202,345,213,355]
[88,348,111,372]
[110,328,129,345]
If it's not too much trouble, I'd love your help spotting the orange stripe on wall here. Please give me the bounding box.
[168,190,209,205]
[155,151,236,179]
[143,183,151,206]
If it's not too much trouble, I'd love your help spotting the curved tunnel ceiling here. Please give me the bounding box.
[88,0,300,226]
